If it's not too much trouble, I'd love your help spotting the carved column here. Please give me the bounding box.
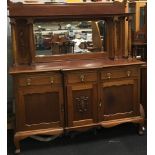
[113,16,119,60]
[27,18,35,65]
[118,16,125,58]
[10,18,18,66]
[127,15,133,60]
[105,19,110,54]
[10,18,34,65]
[105,18,114,59]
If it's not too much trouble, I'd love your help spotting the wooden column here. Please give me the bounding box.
[10,18,18,66]
[118,17,125,58]
[105,20,110,55]
[113,16,119,60]
[27,18,35,65]
[127,15,132,60]
[105,18,114,59]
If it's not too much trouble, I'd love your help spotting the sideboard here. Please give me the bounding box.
[8,0,145,153]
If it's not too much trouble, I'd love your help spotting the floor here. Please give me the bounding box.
[7,123,147,155]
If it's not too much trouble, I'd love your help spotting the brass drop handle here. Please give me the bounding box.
[80,74,85,82]
[26,78,31,86]
[50,77,54,86]
[127,70,131,77]
[107,73,112,79]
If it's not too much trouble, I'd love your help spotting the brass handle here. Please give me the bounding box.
[26,78,31,86]
[50,77,54,86]
[80,74,85,82]
[127,70,131,77]
[107,73,112,79]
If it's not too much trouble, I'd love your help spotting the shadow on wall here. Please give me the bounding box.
[7,17,13,115]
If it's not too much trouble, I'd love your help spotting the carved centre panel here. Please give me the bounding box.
[73,89,93,121]
[75,96,89,113]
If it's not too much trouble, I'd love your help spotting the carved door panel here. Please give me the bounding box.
[16,85,64,131]
[66,83,98,128]
[99,79,139,121]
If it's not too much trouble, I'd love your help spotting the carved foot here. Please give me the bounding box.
[138,125,145,135]
[15,149,21,154]
[138,104,146,135]
[140,104,145,119]
[14,134,21,154]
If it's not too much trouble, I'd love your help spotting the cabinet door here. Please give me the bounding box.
[16,85,64,131]
[99,79,139,121]
[67,83,98,128]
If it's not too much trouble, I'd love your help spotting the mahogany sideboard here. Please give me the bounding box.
[8,1,145,153]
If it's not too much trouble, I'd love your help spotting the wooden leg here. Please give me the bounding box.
[14,134,21,154]
[138,104,145,135]
[138,124,145,135]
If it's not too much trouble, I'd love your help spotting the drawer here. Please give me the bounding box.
[18,73,62,86]
[67,71,97,84]
[101,67,139,80]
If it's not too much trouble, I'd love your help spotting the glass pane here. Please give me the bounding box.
[33,20,106,56]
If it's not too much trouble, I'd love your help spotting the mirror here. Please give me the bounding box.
[33,20,106,56]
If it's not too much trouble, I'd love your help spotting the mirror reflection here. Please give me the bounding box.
[33,20,106,56]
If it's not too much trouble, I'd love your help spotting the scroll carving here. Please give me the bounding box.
[75,96,89,113]
[19,30,25,53]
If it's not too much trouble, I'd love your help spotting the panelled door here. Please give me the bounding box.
[15,73,64,132]
[99,67,140,121]
[65,71,98,128]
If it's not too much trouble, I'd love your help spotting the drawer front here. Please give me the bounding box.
[101,67,139,80]
[67,71,97,84]
[18,73,62,86]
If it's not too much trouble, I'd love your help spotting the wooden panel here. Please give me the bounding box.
[99,79,138,121]
[67,71,97,84]
[101,67,138,80]
[17,85,64,131]
[24,92,60,125]
[18,73,62,86]
[103,85,133,114]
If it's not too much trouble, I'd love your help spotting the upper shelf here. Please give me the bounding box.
[8,1,133,18]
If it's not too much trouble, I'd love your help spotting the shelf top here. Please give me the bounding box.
[9,58,145,74]
[8,1,133,18]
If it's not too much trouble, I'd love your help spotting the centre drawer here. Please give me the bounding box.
[101,67,139,80]
[66,71,97,84]
[18,73,62,86]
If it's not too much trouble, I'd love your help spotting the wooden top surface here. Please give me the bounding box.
[8,1,132,18]
[9,58,145,75]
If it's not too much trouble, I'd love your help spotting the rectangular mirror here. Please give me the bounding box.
[33,20,106,56]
